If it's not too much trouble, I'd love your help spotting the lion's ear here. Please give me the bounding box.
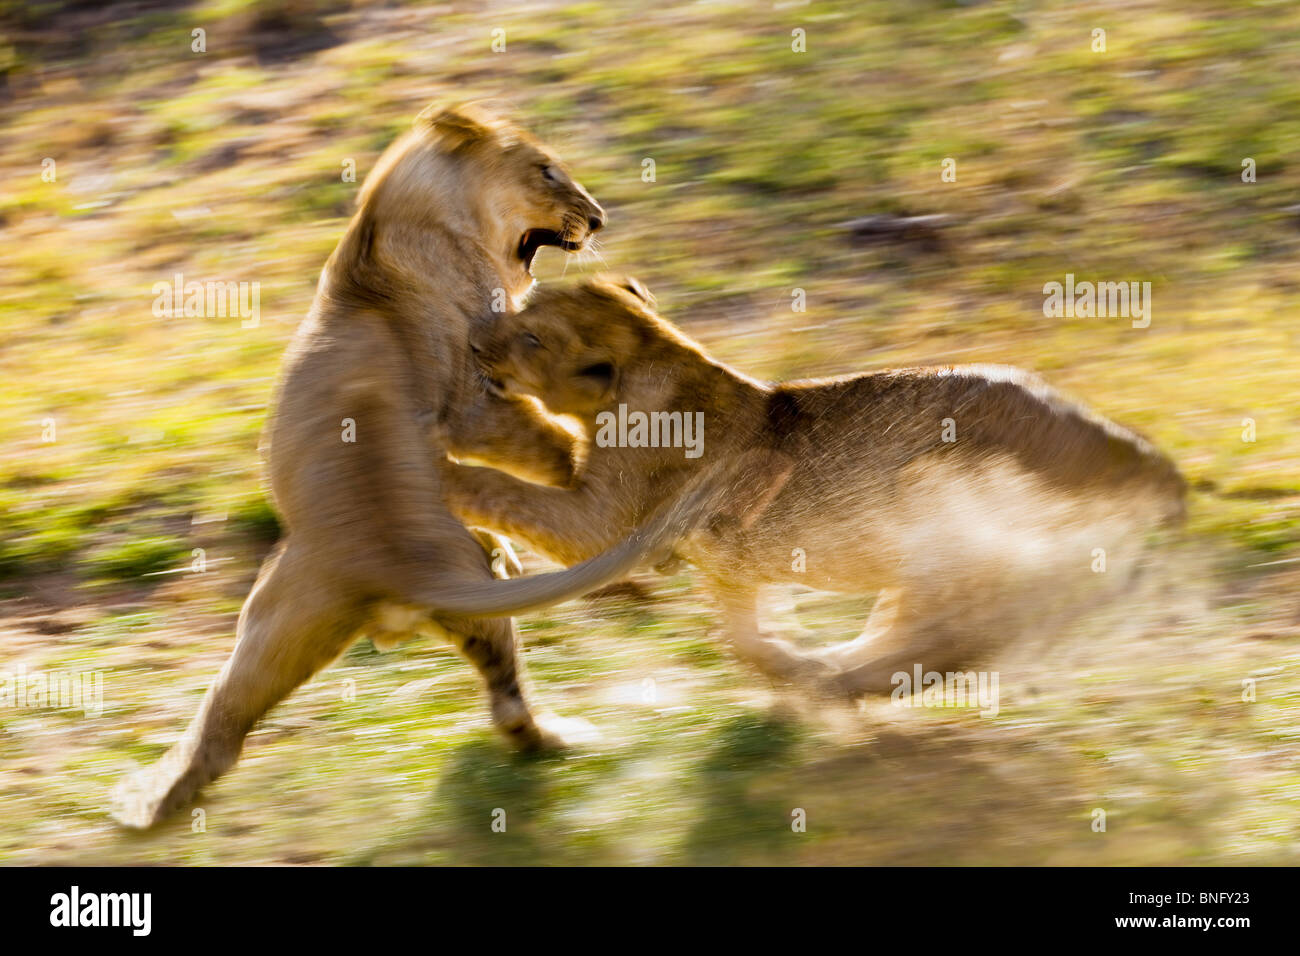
[616,276,655,308]
[592,275,655,309]
[416,103,495,150]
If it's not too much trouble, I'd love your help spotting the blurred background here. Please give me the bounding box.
[1,0,1299,864]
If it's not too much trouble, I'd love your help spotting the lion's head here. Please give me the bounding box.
[471,275,662,416]
[351,102,605,300]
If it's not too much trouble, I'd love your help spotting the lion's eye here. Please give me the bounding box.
[522,331,542,350]
[540,165,559,184]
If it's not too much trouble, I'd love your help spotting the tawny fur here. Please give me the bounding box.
[445,277,1187,698]
[110,108,705,829]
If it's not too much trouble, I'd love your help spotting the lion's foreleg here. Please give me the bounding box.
[444,391,582,488]
[442,463,613,565]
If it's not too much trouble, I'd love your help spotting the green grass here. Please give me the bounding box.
[1,0,1298,864]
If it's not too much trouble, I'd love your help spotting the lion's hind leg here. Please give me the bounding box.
[711,584,970,702]
[804,587,903,671]
[707,581,840,687]
[815,594,992,700]
[110,539,367,829]
[435,608,592,751]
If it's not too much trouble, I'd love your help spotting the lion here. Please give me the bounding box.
[109,108,721,829]
[444,276,1187,698]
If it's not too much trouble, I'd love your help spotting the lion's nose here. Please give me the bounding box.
[587,211,605,233]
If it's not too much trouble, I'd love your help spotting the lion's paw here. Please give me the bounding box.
[531,712,602,750]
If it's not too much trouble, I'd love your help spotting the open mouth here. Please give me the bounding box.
[517,228,584,272]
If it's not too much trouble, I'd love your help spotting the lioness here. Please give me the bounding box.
[110,108,715,829]
[445,277,1187,697]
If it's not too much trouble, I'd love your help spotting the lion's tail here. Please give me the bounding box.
[416,460,727,619]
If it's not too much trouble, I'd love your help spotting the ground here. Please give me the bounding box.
[1,0,1298,864]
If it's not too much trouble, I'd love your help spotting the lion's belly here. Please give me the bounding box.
[365,602,455,651]
[681,512,901,595]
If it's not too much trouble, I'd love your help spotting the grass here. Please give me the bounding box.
[1,0,1298,864]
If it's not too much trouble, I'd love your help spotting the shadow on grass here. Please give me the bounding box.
[366,715,809,865]
[424,739,556,865]
[678,711,804,864]
[354,703,1223,866]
